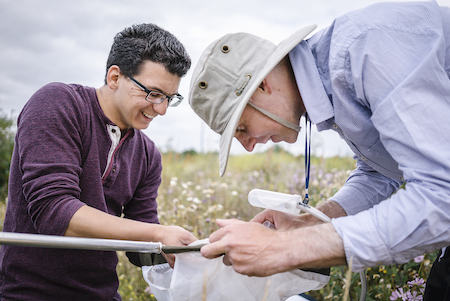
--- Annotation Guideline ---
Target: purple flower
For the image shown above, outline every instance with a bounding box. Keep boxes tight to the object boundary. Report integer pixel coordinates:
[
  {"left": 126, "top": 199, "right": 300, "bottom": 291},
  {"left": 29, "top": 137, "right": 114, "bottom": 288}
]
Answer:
[
  {"left": 414, "top": 255, "right": 425, "bottom": 263},
  {"left": 406, "top": 290, "right": 423, "bottom": 300},
  {"left": 390, "top": 288, "right": 408, "bottom": 300},
  {"left": 408, "top": 277, "right": 425, "bottom": 288}
]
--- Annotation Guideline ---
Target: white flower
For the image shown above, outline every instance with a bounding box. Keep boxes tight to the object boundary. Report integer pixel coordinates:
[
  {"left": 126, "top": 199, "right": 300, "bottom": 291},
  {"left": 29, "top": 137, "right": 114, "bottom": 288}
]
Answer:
[{"left": 170, "top": 177, "right": 178, "bottom": 186}]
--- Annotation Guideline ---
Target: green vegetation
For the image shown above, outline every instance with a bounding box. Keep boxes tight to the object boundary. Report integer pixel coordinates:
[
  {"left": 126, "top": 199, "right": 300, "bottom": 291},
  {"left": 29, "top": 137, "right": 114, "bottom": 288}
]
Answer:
[
  {"left": 0, "top": 111, "right": 15, "bottom": 203},
  {"left": 118, "top": 150, "right": 436, "bottom": 301},
  {"left": 0, "top": 119, "right": 436, "bottom": 300}
]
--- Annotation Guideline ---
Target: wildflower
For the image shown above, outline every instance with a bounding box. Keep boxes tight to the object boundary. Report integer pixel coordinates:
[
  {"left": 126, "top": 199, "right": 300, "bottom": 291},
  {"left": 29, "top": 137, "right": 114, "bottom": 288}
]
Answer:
[
  {"left": 390, "top": 287, "right": 407, "bottom": 300},
  {"left": 408, "top": 277, "right": 425, "bottom": 288},
  {"left": 414, "top": 255, "right": 425, "bottom": 263},
  {"left": 406, "top": 291, "right": 423, "bottom": 301},
  {"left": 291, "top": 173, "right": 300, "bottom": 185},
  {"left": 169, "top": 177, "right": 178, "bottom": 186},
  {"left": 231, "top": 191, "right": 238, "bottom": 196},
  {"left": 202, "top": 188, "right": 214, "bottom": 195},
  {"left": 144, "top": 286, "right": 153, "bottom": 294}
]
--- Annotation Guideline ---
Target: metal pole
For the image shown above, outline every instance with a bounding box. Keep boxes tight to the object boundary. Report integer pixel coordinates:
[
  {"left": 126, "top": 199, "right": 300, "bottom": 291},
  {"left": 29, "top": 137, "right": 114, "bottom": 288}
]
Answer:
[{"left": 0, "top": 232, "right": 162, "bottom": 253}]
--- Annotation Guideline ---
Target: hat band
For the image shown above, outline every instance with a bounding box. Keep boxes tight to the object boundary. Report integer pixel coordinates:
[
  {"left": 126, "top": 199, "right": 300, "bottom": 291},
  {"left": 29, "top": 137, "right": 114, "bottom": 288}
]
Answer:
[{"left": 248, "top": 102, "right": 301, "bottom": 132}]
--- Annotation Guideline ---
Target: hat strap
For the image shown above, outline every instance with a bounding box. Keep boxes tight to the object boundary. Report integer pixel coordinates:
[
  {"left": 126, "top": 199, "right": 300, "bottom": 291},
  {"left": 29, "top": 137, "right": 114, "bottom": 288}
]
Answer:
[{"left": 247, "top": 102, "right": 301, "bottom": 132}]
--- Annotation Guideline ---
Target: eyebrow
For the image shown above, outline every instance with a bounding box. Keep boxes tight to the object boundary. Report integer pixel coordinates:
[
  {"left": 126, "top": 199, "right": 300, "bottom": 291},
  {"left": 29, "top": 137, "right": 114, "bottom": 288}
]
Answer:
[
  {"left": 145, "top": 84, "right": 179, "bottom": 97},
  {"left": 130, "top": 76, "right": 178, "bottom": 97}
]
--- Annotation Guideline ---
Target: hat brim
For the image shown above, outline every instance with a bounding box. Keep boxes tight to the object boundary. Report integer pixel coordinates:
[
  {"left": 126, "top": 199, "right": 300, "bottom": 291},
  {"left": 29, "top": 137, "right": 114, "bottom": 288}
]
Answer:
[{"left": 218, "top": 24, "right": 317, "bottom": 177}]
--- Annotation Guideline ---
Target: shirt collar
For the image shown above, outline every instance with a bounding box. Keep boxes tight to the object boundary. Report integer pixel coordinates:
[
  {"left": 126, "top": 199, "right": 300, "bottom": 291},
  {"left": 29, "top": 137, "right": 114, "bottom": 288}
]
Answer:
[{"left": 289, "top": 41, "right": 334, "bottom": 125}]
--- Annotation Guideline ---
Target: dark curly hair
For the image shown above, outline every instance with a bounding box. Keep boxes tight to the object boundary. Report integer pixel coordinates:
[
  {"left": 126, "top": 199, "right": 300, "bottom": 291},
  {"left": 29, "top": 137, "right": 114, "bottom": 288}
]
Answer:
[{"left": 105, "top": 23, "right": 191, "bottom": 83}]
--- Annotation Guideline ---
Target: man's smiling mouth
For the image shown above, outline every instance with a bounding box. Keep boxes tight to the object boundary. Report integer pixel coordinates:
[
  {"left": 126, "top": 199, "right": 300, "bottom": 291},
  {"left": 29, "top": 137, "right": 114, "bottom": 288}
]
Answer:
[{"left": 141, "top": 110, "right": 156, "bottom": 119}]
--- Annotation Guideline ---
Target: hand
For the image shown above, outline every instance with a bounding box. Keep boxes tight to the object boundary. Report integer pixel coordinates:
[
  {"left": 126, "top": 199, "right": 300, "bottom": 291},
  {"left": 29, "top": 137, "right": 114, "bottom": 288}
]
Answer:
[
  {"left": 251, "top": 209, "right": 313, "bottom": 231},
  {"left": 159, "top": 225, "right": 197, "bottom": 268},
  {"left": 201, "top": 218, "right": 347, "bottom": 277},
  {"left": 201, "top": 219, "right": 292, "bottom": 276}
]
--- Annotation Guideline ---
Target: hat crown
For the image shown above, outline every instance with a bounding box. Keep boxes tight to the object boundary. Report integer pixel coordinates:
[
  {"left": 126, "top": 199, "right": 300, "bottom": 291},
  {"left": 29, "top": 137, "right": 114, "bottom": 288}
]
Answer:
[
  {"left": 188, "top": 25, "right": 317, "bottom": 176},
  {"left": 189, "top": 33, "right": 276, "bottom": 134}
]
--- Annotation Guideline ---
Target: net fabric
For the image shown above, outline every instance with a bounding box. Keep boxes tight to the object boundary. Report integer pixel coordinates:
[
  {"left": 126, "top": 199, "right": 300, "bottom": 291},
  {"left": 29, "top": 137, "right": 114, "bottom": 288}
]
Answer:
[{"left": 142, "top": 239, "right": 329, "bottom": 301}]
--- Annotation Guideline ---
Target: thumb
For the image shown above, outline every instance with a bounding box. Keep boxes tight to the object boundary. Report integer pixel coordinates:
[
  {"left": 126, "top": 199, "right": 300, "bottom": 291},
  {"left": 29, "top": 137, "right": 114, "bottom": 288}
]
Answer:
[{"left": 215, "top": 218, "right": 240, "bottom": 228}]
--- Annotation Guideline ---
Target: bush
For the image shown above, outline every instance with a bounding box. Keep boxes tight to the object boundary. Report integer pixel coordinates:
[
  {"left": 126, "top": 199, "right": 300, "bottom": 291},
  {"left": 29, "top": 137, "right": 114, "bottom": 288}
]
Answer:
[{"left": 0, "top": 111, "right": 15, "bottom": 203}]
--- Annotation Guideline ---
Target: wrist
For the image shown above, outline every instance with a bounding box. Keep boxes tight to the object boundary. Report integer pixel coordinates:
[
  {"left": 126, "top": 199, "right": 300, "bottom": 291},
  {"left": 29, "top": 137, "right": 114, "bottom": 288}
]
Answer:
[{"left": 281, "top": 223, "right": 346, "bottom": 270}]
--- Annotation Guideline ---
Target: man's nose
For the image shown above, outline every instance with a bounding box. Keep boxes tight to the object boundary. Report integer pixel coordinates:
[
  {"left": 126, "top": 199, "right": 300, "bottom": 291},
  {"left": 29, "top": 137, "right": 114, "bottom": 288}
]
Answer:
[
  {"left": 236, "top": 134, "right": 257, "bottom": 152},
  {"left": 152, "top": 101, "right": 168, "bottom": 116}
]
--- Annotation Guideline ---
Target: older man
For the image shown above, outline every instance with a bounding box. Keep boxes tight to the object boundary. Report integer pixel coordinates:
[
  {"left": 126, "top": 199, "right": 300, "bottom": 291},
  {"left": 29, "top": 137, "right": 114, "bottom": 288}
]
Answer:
[{"left": 189, "top": 1, "right": 450, "bottom": 300}]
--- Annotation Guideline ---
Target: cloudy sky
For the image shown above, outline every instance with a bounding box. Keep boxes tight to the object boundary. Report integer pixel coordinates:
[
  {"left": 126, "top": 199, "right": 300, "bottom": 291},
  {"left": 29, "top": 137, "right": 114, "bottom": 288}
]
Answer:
[{"left": 1, "top": 0, "right": 449, "bottom": 158}]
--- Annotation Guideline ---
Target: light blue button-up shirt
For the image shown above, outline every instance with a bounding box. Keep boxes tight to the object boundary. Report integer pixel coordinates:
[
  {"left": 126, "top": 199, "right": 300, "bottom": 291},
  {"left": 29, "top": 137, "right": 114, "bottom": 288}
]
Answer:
[{"left": 289, "top": 0, "right": 450, "bottom": 272}]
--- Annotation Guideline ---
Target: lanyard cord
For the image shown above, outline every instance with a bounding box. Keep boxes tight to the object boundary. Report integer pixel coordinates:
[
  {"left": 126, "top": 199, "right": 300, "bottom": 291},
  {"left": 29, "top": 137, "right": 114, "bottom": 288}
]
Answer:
[{"left": 303, "top": 114, "right": 312, "bottom": 205}]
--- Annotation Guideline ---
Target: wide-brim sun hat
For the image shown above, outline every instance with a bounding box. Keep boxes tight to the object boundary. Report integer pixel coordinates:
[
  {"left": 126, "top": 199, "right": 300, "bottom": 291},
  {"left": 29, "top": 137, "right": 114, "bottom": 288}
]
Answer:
[{"left": 189, "top": 24, "right": 317, "bottom": 177}]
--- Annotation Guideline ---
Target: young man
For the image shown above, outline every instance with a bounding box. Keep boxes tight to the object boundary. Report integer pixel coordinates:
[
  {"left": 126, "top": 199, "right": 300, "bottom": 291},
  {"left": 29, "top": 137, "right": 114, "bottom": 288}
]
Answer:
[
  {"left": 189, "top": 1, "right": 450, "bottom": 299},
  {"left": 0, "top": 23, "right": 197, "bottom": 300}
]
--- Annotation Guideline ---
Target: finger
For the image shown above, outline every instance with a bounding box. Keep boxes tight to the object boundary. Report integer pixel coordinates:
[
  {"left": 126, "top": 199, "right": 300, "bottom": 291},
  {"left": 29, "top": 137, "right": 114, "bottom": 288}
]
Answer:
[
  {"left": 250, "top": 210, "right": 270, "bottom": 223},
  {"left": 208, "top": 226, "right": 225, "bottom": 243},
  {"left": 162, "top": 253, "right": 176, "bottom": 268},
  {"left": 222, "top": 254, "right": 232, "bottom": 266},
  {"left": 208, "top": 219, "right": 240, "bottom": 242},
  {"left": 215, "top": 218, "right": 239, "bottom": 227},
  {"left": 200, "top": 241, "right": 226, "bottom": 259}
]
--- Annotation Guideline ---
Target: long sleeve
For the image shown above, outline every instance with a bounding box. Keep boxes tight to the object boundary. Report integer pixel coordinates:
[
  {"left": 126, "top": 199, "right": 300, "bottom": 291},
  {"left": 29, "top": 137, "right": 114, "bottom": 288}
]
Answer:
[
  {"left": 330, "top": 2, "right": 450, "bottom": 271},
  {"left": 16, "top": 83, "right": 87, "bottom": 235}
]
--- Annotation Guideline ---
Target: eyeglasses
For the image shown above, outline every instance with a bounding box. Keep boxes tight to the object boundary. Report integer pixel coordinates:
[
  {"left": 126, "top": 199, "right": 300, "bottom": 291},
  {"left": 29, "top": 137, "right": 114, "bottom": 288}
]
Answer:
[{"left": 128, "top": 75, "right": 183, "bottom": 107}]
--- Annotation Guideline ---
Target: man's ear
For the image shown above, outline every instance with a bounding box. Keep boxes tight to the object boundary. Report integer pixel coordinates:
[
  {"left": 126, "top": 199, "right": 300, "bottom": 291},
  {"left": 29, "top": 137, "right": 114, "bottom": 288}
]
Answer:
[{"left": 106, "top": 65, "right": 122, "bottom": 90}]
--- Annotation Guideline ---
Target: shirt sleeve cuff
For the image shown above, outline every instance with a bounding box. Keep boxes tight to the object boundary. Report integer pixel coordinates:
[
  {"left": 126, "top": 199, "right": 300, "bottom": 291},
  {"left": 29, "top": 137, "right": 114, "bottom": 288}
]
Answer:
[{"left": 331, "top": 212, "right": 394, "bottom": 272}]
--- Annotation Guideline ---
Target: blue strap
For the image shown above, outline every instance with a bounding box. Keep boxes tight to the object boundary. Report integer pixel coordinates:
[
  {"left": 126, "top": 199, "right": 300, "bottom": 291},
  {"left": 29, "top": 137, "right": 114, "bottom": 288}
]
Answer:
[{"left": 303, "top": 114, "right": 312, "bottom": 205}]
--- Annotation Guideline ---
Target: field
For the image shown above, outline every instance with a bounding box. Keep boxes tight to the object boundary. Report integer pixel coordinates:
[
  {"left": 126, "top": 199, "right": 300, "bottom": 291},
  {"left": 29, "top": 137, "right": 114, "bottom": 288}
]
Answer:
[
  {"left": 0, "top": 149, "right": 436, "bottom": 300},
  {"left": 116, "top": 149, "right": 436, "bottom": 301}
]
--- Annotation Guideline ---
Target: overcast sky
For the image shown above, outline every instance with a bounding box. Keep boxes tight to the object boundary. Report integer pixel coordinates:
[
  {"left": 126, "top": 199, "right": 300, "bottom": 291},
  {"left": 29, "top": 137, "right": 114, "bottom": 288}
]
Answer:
[{"left": 1, "top": 0, "right": 449, "bottom": 158}]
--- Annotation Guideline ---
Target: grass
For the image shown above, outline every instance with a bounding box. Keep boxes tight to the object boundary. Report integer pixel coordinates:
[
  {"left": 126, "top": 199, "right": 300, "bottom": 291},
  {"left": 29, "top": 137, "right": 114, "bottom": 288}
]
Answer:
[
  {"left": 0, "top": 149, "right": 437, "bottom": 300},
  {"left": 116, "top": 149, "right": 437, "bottom": 300}
]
